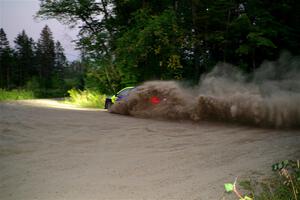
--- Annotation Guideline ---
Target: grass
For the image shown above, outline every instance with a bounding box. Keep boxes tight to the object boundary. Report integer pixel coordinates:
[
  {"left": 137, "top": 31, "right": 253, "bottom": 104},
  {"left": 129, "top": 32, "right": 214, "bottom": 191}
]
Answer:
[
  {"left": 0, "top": 88, "right": 106, "bottom": 108},
  {"left": 64, "top": 88, "right": 106, "bottom": 108},
  {"left": 0, "top": 89, "right": 35, "bottom": 101}
]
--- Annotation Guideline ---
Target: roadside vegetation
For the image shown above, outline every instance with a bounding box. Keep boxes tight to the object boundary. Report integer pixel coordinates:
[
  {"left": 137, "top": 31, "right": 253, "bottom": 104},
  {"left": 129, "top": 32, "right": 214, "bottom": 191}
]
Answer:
[
  {"left": 64, "top": 89, "right": 106, "bottom": 108},
  {"left": 225, "top": 160, "right": 300, "bottom": 200},
  {"left": 0, "top": 89, "right": 34, "bottom": 101}
]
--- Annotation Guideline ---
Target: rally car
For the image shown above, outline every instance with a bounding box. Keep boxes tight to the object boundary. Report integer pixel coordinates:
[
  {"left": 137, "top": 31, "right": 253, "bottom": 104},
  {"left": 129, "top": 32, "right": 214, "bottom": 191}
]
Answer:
[
  {"left": 104, "top": 86, "right": 135, "bottom": 109},
  {"left": 105, "top": 81, "right": 192, "bottom": 119}
]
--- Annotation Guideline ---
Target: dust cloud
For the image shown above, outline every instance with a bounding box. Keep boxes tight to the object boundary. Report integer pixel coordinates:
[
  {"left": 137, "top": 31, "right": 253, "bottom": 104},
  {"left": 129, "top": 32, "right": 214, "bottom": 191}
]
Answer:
[{"left": 111, "top": 52, "right": 300, "bottom": 128}]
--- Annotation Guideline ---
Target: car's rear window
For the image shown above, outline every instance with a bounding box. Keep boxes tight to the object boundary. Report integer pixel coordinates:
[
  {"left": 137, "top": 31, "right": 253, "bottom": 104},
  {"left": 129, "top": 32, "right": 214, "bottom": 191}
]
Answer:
[{"left": 118, "top": 88, "right": 134, "bottom": 96}]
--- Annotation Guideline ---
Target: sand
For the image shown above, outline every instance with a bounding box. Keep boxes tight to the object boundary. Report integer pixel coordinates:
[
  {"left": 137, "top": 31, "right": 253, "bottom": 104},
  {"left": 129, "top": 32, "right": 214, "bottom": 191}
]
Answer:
[{"left": 0, "top": 99, "right": 299, "bottom": 200}]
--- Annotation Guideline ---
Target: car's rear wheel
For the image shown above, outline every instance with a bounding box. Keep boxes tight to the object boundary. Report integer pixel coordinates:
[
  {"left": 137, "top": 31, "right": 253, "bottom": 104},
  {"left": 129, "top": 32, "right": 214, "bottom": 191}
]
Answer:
[
  {"left": 104, "top": 99, "right": 113, "bottom": 110},
  {"left": 106, "top": 101, "right": 113, "bottom": 111}
]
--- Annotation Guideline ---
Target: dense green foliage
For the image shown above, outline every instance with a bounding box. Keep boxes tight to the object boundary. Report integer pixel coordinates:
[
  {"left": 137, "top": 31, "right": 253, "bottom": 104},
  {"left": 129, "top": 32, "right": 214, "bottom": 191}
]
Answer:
[
  {"left": 37, "top": 0, "right": 300, "bottom": 94},
  {"left": 0, "top": 89, "right": 34, "bottom": 101}
]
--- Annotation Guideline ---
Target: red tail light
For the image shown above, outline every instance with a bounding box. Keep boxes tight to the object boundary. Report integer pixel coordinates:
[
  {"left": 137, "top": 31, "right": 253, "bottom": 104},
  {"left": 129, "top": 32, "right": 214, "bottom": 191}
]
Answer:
[{"left": 150, "top": 96, "right": 160, "bottom": 104}]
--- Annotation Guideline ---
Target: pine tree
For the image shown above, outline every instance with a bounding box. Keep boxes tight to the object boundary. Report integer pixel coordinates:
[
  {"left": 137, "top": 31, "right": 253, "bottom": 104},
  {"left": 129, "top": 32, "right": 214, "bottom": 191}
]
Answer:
[
  {"left": 14, "top": 30, "right": 35, "bottom": 87},
  {"left": 36, "top": 25, "right": 55, "bottom": 89},
  {"left": 0, "top": 28, "right": 14, "bottom": 89},
  {"left": 54, "top": 41, "right": 66, "bottom": 75},
  {"left": 53, "top": 41, "right": 67, "bottom": 88}
]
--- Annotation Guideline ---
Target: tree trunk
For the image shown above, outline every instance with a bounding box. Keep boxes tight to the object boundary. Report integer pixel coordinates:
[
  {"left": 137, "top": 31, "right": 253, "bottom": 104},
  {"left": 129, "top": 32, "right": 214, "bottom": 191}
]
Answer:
[
  {"left": 191, "top": 1, "right": 201, "bottom": 80},
  {"left": 252, "top": 49, "right": 256, "bottom": 71},
  {"left": 6, "top": 67, "right": 10, "bottom": 89}
]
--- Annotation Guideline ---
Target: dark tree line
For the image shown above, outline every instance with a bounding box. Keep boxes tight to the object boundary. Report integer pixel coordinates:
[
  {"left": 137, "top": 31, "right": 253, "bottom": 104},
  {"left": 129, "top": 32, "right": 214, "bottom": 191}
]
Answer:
[
  {"left": 36, "top": 0, "right": 300, "bottom": 94},
  {"left": 0, "top": 25, "right": 67, "bottom": 92}
]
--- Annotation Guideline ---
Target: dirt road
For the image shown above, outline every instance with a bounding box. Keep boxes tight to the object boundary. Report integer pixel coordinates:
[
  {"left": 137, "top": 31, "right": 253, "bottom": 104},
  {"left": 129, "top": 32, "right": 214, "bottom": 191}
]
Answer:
[{"left": 0, "top": 100, "right": 299, "bottom": 200}]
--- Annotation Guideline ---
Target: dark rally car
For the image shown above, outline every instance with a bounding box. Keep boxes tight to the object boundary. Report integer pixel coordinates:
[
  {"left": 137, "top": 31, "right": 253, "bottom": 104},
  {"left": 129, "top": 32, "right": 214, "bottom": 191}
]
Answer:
[{"left": 104, "top": 87, "right": 135, "bottom": 109}]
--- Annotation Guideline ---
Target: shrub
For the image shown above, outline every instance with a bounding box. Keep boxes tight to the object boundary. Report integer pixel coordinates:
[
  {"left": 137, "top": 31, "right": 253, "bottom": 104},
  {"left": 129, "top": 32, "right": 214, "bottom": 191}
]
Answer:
[{"left": 65, "top": 89, "right": 106, "bottom": 108}]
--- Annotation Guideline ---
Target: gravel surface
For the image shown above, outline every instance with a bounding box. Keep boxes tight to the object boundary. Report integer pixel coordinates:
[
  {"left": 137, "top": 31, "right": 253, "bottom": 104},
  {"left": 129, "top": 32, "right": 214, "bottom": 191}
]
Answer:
[{"left": 0, "top": 100, "right": 299, "bottom": 200}]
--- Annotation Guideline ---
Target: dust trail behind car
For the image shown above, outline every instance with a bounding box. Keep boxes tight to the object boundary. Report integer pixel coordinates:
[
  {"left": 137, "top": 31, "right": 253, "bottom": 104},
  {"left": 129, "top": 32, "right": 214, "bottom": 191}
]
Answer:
[{"left": 111, "top": 52, "right": 300, "bottom": 128}]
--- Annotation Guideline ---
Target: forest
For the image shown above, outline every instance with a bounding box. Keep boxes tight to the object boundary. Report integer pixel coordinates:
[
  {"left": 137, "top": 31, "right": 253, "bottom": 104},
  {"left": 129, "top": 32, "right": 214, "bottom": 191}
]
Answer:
[
  {"left": 0, "top": 26, "right": 84, "bottom": 97},
  {"left": 1, "top": 0, "right": 300, "bottom": 96}
]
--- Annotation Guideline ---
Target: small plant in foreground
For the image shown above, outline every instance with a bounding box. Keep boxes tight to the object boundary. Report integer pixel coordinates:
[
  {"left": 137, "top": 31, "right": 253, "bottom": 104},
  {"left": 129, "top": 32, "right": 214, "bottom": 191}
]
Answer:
[
  {"left": 271, "top": 160, "right": 300, "bottom": 200},
  {"left": 224, "top": 160, "right": 300, "bottom": 200}
]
